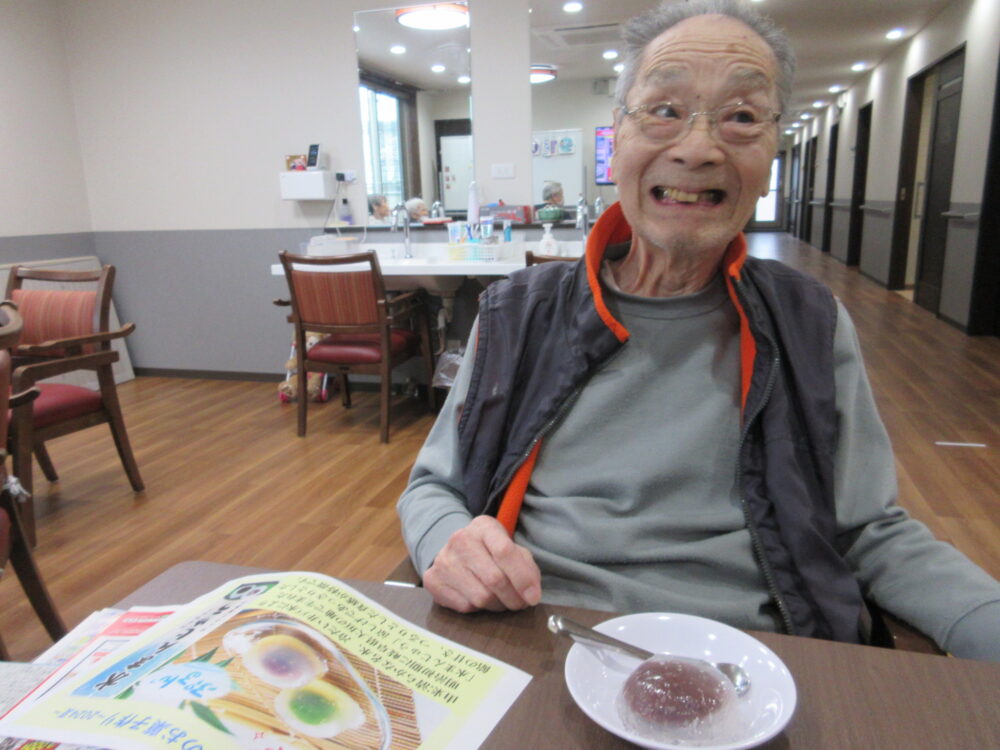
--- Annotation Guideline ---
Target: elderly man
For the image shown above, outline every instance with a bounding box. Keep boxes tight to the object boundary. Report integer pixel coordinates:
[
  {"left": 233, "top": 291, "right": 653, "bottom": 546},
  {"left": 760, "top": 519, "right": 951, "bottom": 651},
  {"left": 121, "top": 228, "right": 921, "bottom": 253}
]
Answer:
[
  {"left": 367, "top": 194, "right": 391, "bottom": 225},
  {"left": 397, "top": 0, "right": 1000, "bottom": 659}
]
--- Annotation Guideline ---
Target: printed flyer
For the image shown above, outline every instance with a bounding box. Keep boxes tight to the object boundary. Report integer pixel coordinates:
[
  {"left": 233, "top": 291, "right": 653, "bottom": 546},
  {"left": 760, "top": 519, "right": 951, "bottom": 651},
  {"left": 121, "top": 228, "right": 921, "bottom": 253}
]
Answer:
[{"left": 0, "top": 574, "right": 531, "bottom": 750}]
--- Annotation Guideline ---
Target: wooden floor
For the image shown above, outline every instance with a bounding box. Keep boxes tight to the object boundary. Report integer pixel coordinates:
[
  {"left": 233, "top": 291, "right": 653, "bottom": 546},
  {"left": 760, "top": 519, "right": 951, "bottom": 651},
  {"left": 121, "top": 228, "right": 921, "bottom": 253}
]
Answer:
[{"left": 3, "top": 233, "right": 999, "bottom": 661}]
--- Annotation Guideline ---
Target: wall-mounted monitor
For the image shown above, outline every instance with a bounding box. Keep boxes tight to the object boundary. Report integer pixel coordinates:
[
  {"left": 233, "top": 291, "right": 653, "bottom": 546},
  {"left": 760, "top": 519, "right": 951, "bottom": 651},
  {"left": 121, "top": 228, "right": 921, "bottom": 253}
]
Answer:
[{"left": 595, "top": 126, "right": 615, "bottom": 185}]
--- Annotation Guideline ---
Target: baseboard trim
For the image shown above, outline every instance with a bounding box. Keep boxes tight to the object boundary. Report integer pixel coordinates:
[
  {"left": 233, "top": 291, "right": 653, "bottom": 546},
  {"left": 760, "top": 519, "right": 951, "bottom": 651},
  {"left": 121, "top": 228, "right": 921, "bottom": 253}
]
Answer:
[{"left": 134, "top": 367, "right": 284, "bottom": 383}]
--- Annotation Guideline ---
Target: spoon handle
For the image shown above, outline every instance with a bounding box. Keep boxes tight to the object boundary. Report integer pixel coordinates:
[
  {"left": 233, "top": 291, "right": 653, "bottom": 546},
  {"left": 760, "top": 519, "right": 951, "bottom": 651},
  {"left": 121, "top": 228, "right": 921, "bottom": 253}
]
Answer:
[{"left": 548, "top": 615, "right": 653, "bottom": 660}]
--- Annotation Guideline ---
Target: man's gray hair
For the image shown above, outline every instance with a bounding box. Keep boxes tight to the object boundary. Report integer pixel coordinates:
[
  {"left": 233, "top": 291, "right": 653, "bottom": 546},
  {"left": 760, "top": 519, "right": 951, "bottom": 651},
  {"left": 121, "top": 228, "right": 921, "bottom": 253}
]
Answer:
[
  {"left": 613, "top": 0, "right": 795, "bottom": 113},
  {"left": 367, "top": 194, "right": 386, "bottom": 214},
  {"left": 542, "top": 182, "right": 563, "bottom": 203}
]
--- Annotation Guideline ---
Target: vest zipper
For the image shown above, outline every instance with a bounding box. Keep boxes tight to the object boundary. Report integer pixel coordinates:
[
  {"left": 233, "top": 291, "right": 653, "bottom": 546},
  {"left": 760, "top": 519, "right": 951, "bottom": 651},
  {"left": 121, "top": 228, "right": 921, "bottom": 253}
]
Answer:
[
  {"left": 732, "top": 295, "right": 795, "bottom": 634},
  {"left": 484, "top": 345, "right": 628, "bottom": 516}
]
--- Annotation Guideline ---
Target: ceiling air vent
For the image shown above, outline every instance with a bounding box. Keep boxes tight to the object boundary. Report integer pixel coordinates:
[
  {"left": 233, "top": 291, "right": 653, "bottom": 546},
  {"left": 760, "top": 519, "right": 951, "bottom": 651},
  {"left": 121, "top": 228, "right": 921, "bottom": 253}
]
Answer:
[{"left": 533, "top": 23, "right": 621, "bottom": 49}]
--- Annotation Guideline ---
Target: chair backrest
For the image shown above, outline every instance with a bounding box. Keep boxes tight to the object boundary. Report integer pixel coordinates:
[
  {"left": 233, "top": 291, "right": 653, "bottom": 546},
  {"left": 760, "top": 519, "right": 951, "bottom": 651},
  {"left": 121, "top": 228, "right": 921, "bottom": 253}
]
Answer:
[
  {"left": 525, "top": 251, "right": 577, "bottom": 267},
  {"left": 5, "top": 265, "right": 114, "bottom": 353},
  {"left": 278, "top": 250, "right": 388, "bottom": 332},
  {"left": 0, "top": 301, "right": 23, "bottom": 477}
]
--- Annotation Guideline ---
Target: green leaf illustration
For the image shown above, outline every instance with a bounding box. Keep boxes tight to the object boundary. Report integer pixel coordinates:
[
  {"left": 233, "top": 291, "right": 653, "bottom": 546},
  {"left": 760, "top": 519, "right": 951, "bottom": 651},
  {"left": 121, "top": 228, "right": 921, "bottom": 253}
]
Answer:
[{"left": 190, "top": 700, "right": 233, "bottom": 736}]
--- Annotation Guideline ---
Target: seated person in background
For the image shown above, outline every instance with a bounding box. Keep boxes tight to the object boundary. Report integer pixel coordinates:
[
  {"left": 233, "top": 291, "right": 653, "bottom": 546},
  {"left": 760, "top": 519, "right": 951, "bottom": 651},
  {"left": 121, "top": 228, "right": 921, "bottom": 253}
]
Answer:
[
  {"left": 405, "top": 197, "right": 429, "bottom": 222},
  {"left": 367, "top": 194, "right": 391, "bottom": 225},
  {"left": 396, "top": 0, "right": 1000, "bottom": 661},
  {"left": 536, "top": 182, "right": 565, "bottom": 221}
]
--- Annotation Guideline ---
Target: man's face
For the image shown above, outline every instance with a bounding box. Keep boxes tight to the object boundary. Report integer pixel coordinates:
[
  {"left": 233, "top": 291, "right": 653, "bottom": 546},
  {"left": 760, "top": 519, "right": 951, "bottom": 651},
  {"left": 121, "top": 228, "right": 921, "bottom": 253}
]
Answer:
[
  {"left": 612, "top": 15, "right": 779, "bottom": 258},
  {"left": 374, "top": 200, "right": 390, "bottom": 219}
]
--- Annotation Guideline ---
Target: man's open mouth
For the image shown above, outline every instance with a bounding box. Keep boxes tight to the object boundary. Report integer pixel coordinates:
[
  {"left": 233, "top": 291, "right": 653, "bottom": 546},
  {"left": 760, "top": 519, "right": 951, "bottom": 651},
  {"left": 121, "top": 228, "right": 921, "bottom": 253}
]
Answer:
[{"left": 651, "top": 186, "right": 726, "bottom": 205}]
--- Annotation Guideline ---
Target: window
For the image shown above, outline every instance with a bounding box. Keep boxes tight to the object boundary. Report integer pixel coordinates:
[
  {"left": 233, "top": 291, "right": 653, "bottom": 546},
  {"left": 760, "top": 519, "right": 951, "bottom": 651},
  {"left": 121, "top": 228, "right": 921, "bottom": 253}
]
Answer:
[
  {"left": 358, "top": 73, "right": 420, "bottom": 211},
  {"left": 754, "top": 157, "right": 780, "bottom": 222}
]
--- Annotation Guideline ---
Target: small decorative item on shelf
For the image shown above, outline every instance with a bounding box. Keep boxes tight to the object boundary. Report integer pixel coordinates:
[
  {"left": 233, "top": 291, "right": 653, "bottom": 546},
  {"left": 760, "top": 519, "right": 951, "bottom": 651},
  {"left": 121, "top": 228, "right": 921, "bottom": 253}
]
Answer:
[{"left": 285, "top": 154, "right": 308, "bottom": 171}]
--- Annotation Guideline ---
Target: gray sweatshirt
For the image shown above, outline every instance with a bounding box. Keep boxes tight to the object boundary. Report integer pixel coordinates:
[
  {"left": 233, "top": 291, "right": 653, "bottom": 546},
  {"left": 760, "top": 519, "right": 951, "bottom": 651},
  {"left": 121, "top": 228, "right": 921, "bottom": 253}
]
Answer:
[{"left": 397, "top": 272, "right": 1000, "bottom": 660}]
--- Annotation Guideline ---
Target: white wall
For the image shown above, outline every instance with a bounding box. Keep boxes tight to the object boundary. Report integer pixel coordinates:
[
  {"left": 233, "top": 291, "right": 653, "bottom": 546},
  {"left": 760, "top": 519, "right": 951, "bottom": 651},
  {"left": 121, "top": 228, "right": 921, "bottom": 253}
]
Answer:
[
  {"left": 832, "top": 0, "right": 998, "bottom": 203},
  {"left": 532, "top": 78, "right": 620, "bottom": 206},
  {"left": 0, "top": 0, "right": 91, "bottom": 237}
]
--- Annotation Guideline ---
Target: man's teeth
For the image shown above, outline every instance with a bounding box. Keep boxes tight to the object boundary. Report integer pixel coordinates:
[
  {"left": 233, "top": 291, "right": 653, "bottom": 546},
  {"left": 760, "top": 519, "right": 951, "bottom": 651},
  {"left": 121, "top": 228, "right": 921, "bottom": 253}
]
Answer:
[{"left": 653, "top": 186, "right": 723, "bottom": 204}]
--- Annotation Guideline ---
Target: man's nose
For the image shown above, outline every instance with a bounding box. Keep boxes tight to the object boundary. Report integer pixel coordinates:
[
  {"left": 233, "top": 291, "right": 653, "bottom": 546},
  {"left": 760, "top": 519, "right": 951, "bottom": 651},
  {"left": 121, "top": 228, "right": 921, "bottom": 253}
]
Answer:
[{"left": 666, "top": 114, "right": 725, "bottom": 165}]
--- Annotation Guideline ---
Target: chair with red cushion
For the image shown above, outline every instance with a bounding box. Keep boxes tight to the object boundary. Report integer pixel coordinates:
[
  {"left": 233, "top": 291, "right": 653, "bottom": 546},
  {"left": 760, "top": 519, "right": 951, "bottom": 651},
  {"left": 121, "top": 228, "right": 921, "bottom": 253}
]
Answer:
[
  {"left": 276, "top": 250, "right": 435, "bottom": 442},
  {"left": 5, "top": 264, "right": 143, "bottom": 545},
  {"left": 0, "top": 301, "right": 67, "bottom": 659}
]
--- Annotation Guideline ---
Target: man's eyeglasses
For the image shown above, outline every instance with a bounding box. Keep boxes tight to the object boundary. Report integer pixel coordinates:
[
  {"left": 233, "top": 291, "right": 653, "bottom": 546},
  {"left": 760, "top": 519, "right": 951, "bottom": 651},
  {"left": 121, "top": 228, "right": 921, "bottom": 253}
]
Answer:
[{"left": 621, "top": 101, "right": 781, "bottom": 144}]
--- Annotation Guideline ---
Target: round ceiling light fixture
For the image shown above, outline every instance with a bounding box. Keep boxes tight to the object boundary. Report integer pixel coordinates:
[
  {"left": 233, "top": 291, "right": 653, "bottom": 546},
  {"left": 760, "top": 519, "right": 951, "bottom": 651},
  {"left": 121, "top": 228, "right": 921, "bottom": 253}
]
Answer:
[
  {"left": 530, "top": 64, "right": 558, "bottom": 84},
  {"left": 396, "top": 3, "right": 469, "bottom": 31}
]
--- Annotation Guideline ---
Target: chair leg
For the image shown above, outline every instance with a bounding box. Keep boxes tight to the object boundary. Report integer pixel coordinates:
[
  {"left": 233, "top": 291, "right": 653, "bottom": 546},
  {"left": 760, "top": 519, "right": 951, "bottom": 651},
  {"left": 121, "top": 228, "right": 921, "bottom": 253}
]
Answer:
[
  {"left": 5, "top": 497, "right": 68, "bottom": 642},
  {"left": 339, "top": 373, "right": 351, "bottom": 408},
  {"left": 419, "top": 310, "right": 437, "bottom": 411},
  {"left": 34, "top": 444, "right": 59, "bottom": 482},
  {"left": 297, "top": 364, "right": 308, "bottom": 437},
  {"left": 380, "top": 366, "right": 391, "bottom": 443},
  {"left": 97, "top": 367, "right": 144, "bottom": 492},
  {"left": 10, "top": 409, "right": 36, "bottom": 548}
]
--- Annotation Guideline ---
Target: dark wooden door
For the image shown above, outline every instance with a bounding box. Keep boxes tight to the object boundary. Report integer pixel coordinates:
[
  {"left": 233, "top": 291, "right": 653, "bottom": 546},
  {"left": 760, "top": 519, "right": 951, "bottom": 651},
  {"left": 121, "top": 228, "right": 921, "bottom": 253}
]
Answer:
[
  {"left": 802, "top": 135, "right": 818, "bottom": 242},
  {"left": 846, "top": 102, "right": 872, "bottom": 266},
  {"left": 915, "top": 52, "right": 964, "bottom": 314},
  {"left": 789, "top": 144, "right": 801, "bottom": 237},
  {"left": 822, "top": 123, "right": 839, "bottom": 253}
]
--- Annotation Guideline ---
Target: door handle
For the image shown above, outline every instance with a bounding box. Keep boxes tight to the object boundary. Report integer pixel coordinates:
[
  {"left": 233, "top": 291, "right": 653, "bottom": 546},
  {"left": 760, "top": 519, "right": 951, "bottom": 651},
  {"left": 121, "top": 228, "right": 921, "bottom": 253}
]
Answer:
[
  {"left": 941, "top": 211, "right": 980, "bottom": 221},
  {"left": 913, "top": 181, "right": 925, "bottom": 219}
]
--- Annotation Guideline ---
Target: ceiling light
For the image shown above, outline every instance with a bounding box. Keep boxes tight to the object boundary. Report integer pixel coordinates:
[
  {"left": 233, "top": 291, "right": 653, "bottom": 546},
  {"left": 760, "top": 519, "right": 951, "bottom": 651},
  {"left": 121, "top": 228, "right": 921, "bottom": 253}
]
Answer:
[
  {"left": 563, "top": 2, "right": 583, "bottom": 13},
  {"left": 396, "top": 3, "right": 469, "bottom": 31},
  {"left": 390, "top": 45, "right": 406, "bottom": 55},
  {"left": 784, "top": 129, "right": 794, "bottom": 135},
  {"left": 851, "top": 61, "right": 867, "bottom": 72},
  {"left": 800, "top": 112, "right": 812, "bottom": 120},
  {"left": 530, "top": 64, "right": 558, "bottom": 84},
  {"left": 431, "top": 64, "right": 446, "bottom": 73},
  {"left": 886, "top": 28, "right": 905, "bottom": 40},
  {"left": 828, "top": 84, "right": 844, "bottom": 93},
  {"left": 812, "top": 100, "right": 825, "bottom": 108},
  {"left": 457, "top": 75, "right": 471, "bottom": 84},
  {"left": 352, "top": 25, "right": 360, "bottom": 33},
  {"left": 603, "top": 49, "right": 619, "bottom": 60},
  {"left": 613, "top": 63, "right": 625, "bottom": 74}
]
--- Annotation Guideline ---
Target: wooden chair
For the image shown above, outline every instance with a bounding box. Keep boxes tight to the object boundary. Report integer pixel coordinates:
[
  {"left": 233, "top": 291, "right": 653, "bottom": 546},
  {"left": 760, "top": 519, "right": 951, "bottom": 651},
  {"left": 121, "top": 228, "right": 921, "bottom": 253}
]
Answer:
[
  {"left": 5, "top": 264, "right": 143, "bottom": 545},
  {"left": 276, "top": 250, "right": 435, "bottom": 443},
  {"left": 0, "top": 301, "right": 67, "bottom": 659},
  {"left": 526, "top": 251, "right": 576, "bottom": 266}
]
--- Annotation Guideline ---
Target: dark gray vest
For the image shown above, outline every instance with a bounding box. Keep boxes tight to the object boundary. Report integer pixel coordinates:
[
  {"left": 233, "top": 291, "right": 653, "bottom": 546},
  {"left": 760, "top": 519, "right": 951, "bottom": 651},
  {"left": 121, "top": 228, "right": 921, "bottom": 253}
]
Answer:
[{"left": 457, "top": 254, "right": 866, "bottom": 643}]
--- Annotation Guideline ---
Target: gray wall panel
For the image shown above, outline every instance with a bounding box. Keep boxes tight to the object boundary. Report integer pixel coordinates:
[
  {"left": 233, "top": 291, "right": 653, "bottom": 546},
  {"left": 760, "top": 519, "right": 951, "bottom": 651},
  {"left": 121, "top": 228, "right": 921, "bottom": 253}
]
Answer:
[
  {"left": 829, "top": 205, "right": 851, "bottom": 263},
  {"left": 939, "top": 202, "right": 982, "bottom": 328},
  {"left": 809, "top": 205, "right": 825, "bottom": 250},
  {"left": 858, "top": 201, "right": 895, "bottom": 284},
  {"left": 0, "top": 233, "right": 96, "bottom": 265}
]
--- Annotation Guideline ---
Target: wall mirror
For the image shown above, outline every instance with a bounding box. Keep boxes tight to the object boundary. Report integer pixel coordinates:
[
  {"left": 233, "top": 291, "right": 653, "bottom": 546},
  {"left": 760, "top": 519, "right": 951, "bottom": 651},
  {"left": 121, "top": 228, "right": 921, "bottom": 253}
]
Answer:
[
  {"left": 528, "top": 4, "right": 625, "bottom": 219},
  {"left": 354, "top": 2, "right": 473, "bottom": 226}
]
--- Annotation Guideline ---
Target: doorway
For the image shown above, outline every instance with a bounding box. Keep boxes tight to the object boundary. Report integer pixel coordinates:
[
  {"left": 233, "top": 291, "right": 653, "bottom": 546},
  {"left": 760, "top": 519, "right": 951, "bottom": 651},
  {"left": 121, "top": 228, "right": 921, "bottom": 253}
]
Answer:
[
  {"left": 802, "top": 134, "right": 818, "bottom": 243},
  {"left": 913, "top": 52, "right": 964, "bottom": 314},
  {"left": 434, "top": 119, "right": 472, "bottom": 212},
  {"left": 788, "top": 143, "right": 801, "bottom": 237},
  {"left": 846, "top": 102, "right": 872, "bottom": 266},
  {"left": 821, "top": 122, "right": 839, "bottom": 253}
]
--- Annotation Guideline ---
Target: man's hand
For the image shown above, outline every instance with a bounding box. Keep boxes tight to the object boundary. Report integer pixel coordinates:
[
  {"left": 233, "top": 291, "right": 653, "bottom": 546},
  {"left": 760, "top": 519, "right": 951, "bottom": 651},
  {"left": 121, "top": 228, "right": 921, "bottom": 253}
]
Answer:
[{"left": 423, "top": 516, "right": 542, "bottom": 613}]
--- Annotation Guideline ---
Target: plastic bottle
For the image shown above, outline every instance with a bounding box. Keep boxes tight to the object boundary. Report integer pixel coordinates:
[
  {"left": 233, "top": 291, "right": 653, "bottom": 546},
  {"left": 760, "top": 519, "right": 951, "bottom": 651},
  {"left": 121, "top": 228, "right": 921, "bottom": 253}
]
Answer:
[
  {"left": 467, "top": 180, "right": 480, "bottom": 227},
  {"left": 539, "top": 223, "right": 559, "bottom": 255},
  {"left": 337, "top": 198, "right": 353, "bottom": 225}
]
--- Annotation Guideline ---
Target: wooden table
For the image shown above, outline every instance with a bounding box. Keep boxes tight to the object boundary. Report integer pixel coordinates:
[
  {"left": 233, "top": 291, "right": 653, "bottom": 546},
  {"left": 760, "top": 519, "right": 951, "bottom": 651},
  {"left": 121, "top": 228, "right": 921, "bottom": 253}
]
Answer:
[{"left": 118, "top": 562, "right": 1000, "bottom": 749}]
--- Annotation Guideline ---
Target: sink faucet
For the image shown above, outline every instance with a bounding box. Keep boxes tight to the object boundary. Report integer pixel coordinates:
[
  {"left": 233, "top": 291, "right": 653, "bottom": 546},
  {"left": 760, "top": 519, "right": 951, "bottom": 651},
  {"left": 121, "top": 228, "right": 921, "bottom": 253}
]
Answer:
[
  {"left": 593, "top": 195, "right": 605, "bottom": 219},
  {"left": 430, "top": 200, "right": 445, "bottom": 219},
  {"left": 391, "top": 203, "right": 413, "bottom": 258},
  {"left": 575, "top": 195, "right": 590, "bottom": 243}
]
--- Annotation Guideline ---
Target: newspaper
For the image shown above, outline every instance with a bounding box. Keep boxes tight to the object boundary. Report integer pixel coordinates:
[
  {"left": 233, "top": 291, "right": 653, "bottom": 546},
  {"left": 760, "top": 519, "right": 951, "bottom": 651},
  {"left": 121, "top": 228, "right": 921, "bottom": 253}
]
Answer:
[{"left": 0, "top": 573, "right": 531, "bottom": 750}]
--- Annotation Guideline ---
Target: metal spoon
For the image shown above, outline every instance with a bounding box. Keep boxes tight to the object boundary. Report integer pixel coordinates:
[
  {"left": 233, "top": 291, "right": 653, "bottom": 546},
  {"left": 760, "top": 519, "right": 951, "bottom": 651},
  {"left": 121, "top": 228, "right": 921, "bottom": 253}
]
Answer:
[{"left": 548, "top": 614, "right": 751, "bottom": 697}]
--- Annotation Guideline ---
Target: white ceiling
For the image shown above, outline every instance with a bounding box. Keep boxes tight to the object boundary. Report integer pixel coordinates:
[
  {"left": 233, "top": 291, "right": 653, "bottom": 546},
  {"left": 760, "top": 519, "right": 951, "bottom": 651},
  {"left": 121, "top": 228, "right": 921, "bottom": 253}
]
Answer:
[{"left": 355, "top": 0, "right": 954, "bottom": 121}]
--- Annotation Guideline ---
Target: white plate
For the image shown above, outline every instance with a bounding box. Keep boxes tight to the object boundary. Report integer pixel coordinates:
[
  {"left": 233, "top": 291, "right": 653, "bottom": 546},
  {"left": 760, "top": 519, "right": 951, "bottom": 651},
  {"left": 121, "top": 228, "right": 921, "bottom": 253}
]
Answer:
[{"left": 564, "top": 613, "right": 796, "bottom": 750}]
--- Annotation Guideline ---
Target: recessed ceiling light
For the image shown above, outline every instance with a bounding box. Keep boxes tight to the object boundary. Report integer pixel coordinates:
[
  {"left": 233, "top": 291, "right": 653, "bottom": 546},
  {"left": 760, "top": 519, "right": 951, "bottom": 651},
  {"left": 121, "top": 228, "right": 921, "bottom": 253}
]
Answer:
[
  {"left": 390, "top": 45, "right": 406, "bottom": 55},
  {"left": 851, "top": 61, "right": 867, "bottom": 72},
  {"left": 812, "top": 100, "right": 825, "bottom": 108},
  {"left": 828, "top": 84, "right": 844, "bottom": 93},
  {"left": 613, "top": 62, "right": 625, "bottom": 74},
  {"left": 530, "top": 64, "right": 558, "bottom": 84},
  {"left": 457, "top": 75, "right": 471, "bottom": 84},
  {"left": 886, "top": 28, "right": 905, "bottom": 40},
  {"left": 800, "top": 112, "right": 812, "bottom": 120},
  {"left": 563, "top": 1, "right": 583, "bottom": 13},
  {"left": 431, "top": 64, "right": 446, "bottom": 73},
  {"left": 353, "top": 25, "right": 360, "bottom": 33},
  {"left": 603, "top": 49, "right": 619, "bottom": 60},
  {"left": 784, "top": 129, "right": 794, "bottom": 135},
  {"left": 396, "top": 4, "right": 469, "bottom": 31}
]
